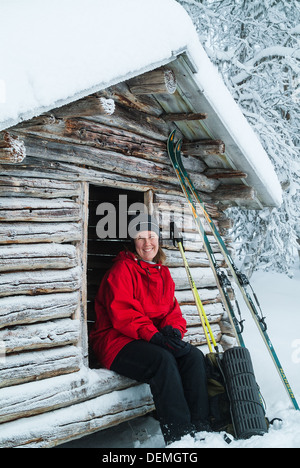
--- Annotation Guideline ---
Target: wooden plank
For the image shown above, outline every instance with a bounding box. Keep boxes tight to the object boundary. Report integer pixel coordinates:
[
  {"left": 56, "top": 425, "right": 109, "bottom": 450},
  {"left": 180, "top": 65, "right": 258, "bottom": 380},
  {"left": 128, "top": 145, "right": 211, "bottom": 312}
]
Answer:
[
  {"left": 0, "top": 197, "right": 80, "bottom": 222},
  {"left": 0, "top": 243, "right": 77, "bottom": 271},
  {"left": 0, "top": 222, "right": 82, "bottom": 244},
  {"left": 51, "top": 95, "right": 115, "bottom": 119},
  {"left": 22, "top": 135, "right": 178, "bottom": 186},
  {"left": 175, "top": 288, "right": 220, "bottom": 305},
  {"left": 182, "top": 139, "right": 225, "bottom": 156},
  {"left": 0, "top": 176, "right": 81, "bottom": 198},
  {"left": 164, "top": 249, "right": 224, "bottom": 268},
  {"left": 185, "top": 323, "right": 221, "bottom": 347},
  {"left": 0, "top": 383, "right": 153, "bottom": 447},
  {"left": 0, "top": 346, "right": 81, "bottom": 389},
  {"left": 182, "top": 302, "right": 224, "bottom": 326},
  {"left": 0, "top": 318, "right": 80, "bottom": 353},
  {"left": 0, "top": 368, "right": 136, "bottom": 424},
  {"left": 0, "top": 292, "right": 79, "bottom": 328},
  {"left": 161, "top": 112, "right": 207, "bottom": 121},
  {"left": 210, "top": 184, "right": 256, "bottom": 202},
  {"left": 128, "top": 68, "right": 177, "bottom": 95},
  {"left": 205, "top": 168, "right": 248, "bottom": 180},
  {"left": 0, "top": 266, "right": 81, "bottom": 297},
  {"left": 170, "top": 266, "right": 217, "bottom": 290}
]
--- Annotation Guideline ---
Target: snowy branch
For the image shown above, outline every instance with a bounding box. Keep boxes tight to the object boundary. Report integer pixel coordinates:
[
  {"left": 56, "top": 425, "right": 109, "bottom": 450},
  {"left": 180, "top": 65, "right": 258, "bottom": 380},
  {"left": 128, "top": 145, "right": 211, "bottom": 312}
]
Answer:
[{"left": 232, "top": 46, "right": 300, "bottom": 85}]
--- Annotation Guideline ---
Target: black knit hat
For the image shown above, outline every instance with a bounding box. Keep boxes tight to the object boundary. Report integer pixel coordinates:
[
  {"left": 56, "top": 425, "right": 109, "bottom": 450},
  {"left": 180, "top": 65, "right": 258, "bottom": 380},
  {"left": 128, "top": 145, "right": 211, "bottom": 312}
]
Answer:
[{"left": 128, "top": 214, "right": 160, "bottom": 239}]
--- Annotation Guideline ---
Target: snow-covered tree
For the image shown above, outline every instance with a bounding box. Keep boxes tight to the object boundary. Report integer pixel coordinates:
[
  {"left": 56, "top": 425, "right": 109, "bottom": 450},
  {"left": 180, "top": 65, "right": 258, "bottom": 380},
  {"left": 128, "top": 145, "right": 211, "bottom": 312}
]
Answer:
[{"left": 177, "top": 0, "right": 300, "bottom": 276}]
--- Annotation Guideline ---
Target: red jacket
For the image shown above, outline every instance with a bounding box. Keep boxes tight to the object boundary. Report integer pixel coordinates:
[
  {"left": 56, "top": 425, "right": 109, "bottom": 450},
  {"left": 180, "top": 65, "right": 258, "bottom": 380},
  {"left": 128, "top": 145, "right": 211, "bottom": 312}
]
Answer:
[{"left": 89, "top": 250, "right": 187, "bottom": 369}]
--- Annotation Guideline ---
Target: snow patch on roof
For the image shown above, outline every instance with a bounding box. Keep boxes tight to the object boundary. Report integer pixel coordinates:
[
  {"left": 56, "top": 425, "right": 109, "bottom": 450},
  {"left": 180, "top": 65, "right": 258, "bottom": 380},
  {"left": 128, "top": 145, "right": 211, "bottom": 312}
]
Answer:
[{"left": 0, "top": 0, "right": 282, "bottom": 206}]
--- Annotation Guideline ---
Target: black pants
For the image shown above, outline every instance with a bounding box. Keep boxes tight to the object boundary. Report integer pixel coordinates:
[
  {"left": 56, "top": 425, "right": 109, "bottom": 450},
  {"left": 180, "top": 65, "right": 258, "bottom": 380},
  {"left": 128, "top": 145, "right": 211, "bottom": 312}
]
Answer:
[{"left": 111, "top": 340, "right": 210, "bottom": 444}]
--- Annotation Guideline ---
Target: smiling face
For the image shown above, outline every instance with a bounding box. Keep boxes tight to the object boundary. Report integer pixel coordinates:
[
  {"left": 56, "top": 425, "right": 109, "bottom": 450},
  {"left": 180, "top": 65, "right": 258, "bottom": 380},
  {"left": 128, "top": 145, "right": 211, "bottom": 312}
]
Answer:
[{"left": 134, "top": 230, "right": 159, "bottom": 262}]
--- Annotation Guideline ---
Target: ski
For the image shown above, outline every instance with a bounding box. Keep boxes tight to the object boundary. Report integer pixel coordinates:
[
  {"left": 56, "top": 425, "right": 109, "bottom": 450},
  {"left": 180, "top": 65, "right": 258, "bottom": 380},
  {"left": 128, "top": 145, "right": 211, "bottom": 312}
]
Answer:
[
  {"left": 167, "top": 131, "right": 245, "bottom": 348},
  {"left": 170, "top": 221, "right": 219, "bottom": 354},
  {"left": 168, "top": 130, "right": 299, "bottom": 411}
]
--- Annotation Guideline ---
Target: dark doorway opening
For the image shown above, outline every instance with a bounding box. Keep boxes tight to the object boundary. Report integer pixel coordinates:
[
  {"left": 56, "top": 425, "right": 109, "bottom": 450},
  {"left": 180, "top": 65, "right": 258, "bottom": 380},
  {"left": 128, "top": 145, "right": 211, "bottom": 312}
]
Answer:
[{"left": 87, "top": 184, "right": 144, "bottom": 367}]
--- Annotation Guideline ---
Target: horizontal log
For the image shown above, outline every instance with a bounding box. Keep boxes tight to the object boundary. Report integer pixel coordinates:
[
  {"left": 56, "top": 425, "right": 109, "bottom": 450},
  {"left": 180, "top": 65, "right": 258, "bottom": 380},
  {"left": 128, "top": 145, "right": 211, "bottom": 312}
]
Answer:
[
  {"left": 52, "top": 96, "right": 115, "bottom": 119},
  {"left": 175, "top": 288, "right": 220, "bottom": 305},
  {"left": 64, "top": 118, "right": 167, "bottom": 162},
  {"left": 161, "top": 232, "right": 221, "bottom": 254},
  {"left": 0, "top": 292, "right": 79, "bottom": 328},
  {"left": 157, "top": 209, "right": 219, "bottom": 238},
  {"left": 0, "top": 176, "right": 81, "bottom": 198},
  {"left": 0, "top": 383, "right": 153, "bottom": 447},
  {"left": 0, "top": 346, "right": 81, "bottom": 389},
  {"left": 210, "top": 185, "right": 256, "bottom": 202},
  {"left": 0, "top": 132, "right": 26, "bottom": 164},
  {"left": 0, "top": 368, "right": 136, "bottom": 424},
  {"left": 19, "top": 124, "right": 219, "bottom": 193},
  {"left": 0, "top": 266, "right": 81, "bottom": 297},
  {"left": 0, "top": 318, "right": 80, "bottom": 353},
  {"left": 0, "top": 197, "right": 81, "bottom": 222},
  {"left": 0, "top": 222, "right": 82, "bottom": 244},
  {"left": 128, "top": 68, "right": 177, "bottom": 95},
  {"left": 182, "top": 139, "right": 225, "bottom": 156},
  {"left": 164, "top": 249, "right": 224, "bottom": 268},
  {"left": 205, "top": 168, "right": 248, "bottom": 179},
  {"left": 99, "top": 81, "right": 163, "bottom": 116},
  {"left": 182, "top": 302, "right": 224, "bottom": 327},
  {"left": 185, "top": 323, "right": 221, "bottom": 347},
  {"left": 0, "top": 243, "right": 77, "bottom": 272},
  {"left": 170, "top": 266, "right": 217, "bottom": 290},
  {"left": 154, "top": 192, "right": 221, "bottom": 219},
  {"left": 22, "top": 135, "right": 177, "bottom": 186},
  {"left": 0, "top": 157, "right": 184, "bottom": 199},
  {"left": 161, "top": 112, "right": 207, "bottom": 121}
]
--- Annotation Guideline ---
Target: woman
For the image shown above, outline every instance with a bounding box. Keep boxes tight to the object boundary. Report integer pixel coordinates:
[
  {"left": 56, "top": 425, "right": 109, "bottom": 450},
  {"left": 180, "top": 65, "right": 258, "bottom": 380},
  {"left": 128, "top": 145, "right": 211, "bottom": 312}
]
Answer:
[{"left": 90, "top": 214, "right": 210, "bottom": 445}]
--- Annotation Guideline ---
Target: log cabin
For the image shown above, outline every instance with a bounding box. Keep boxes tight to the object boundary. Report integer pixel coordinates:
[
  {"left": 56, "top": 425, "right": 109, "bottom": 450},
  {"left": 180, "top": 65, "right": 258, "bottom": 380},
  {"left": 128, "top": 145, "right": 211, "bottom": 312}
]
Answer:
[{"left": 0, "top": 0, "right": 282, "bottom": 447}]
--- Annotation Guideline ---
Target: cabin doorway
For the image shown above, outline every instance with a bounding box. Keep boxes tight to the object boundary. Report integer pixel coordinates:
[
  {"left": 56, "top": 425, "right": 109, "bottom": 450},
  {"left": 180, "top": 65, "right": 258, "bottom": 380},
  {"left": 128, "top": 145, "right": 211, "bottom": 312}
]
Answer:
[{"left": 87, "top": 184, "right": 145, "bottom": 367}]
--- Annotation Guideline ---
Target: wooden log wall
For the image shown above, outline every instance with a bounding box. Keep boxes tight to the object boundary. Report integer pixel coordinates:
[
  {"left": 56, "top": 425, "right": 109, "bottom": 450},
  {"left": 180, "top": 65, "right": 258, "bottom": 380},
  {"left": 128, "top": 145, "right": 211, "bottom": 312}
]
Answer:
[
  {"left": 0, "top": 67, "right": 240, "bottom": 446},
  {"left": 0, "top": 178, "right": 84, "bottom": 390}
]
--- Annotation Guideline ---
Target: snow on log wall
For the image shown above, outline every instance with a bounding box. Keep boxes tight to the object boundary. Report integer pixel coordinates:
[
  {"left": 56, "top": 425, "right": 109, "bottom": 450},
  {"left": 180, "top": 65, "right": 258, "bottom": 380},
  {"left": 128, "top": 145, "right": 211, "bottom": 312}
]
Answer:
[{"left": 0, "top": 178, "right": 84, "bottom": 389}]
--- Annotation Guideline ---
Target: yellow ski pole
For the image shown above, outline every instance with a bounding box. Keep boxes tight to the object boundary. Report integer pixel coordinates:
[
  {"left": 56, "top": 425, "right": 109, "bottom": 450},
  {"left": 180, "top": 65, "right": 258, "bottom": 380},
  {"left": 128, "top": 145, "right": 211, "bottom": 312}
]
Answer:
[{"left": 170, "top": 222, "right": 219, "bottom": 353}]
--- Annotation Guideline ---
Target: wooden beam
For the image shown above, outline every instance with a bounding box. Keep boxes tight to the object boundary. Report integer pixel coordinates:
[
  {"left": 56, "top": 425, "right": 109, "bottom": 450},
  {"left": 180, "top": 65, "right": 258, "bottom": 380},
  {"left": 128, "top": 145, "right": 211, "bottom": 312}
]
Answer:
[
  {"left": 161, "top": 112, "right": 207, "bottom": 121},
  {"left": 210, "top": 184, "right": 256, "bottom": 202},
  {"left": 0, "top": 292, "right": 79, "bottom": 329},
  {"left": 0, "top": 243, "right": 77, "bottom": 272},
  {"left": 0, "top": 132, "right": 26, "bottom": 163},
  {"left": 182, "top": 139, "right": 225, "bottom": 157},
  {"left": 52, "top": 95, "right": 115, "bottom": 119},
  {"left": 0, "top": 197, "right": 81, "bottom": 222},
  {"left": 0, "top": 318, "right": 80, "bottom": 354},
  {"left": 0, "top": 266, "right": 81, "bottom": 297},
  {"left": 0, "top": 346, "right": 81, "bottom": 389},
  {"left": 0, "top": 176, "right": 81, "bottom": 198},
  {"left": 205, "top": 168, "right": 248, "bottom": 179},
  {"left": 0, "top": 222, "right": 81, "bottom": 244},
  {"left": 128, "top": 68, "right": 177, "bottom": 95}
]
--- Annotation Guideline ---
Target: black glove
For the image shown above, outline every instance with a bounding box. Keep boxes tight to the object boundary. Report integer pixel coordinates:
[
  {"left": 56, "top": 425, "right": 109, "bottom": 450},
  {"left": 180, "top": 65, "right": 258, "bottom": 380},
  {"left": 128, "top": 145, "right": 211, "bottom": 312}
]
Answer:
[
  {"left": 160, "top": 325, "right": 182, "bottom": 339},
  {"left": 150, "top": 330, "right": 191, "bottom": 358}
]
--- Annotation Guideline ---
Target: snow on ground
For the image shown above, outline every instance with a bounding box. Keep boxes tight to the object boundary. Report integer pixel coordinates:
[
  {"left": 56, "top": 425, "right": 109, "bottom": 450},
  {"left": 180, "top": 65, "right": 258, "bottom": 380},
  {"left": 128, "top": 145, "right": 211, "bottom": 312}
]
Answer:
[{"left": 61, "top": 262, "right": 300, "bottom": 448}]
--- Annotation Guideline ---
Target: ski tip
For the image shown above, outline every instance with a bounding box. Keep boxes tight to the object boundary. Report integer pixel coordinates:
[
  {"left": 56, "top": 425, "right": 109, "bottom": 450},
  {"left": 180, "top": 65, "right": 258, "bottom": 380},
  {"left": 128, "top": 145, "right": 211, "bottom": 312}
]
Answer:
[
  {"left": 168, "top": 130, "right": 176, "bottom": 142},
  {"left": 176, "top": 139, "right": 182, "bottom": 152}
]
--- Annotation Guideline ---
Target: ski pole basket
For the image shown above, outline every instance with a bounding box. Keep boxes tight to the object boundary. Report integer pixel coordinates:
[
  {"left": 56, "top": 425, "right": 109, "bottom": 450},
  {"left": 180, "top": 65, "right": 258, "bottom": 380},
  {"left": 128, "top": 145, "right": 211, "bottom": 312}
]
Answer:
[{"left": 221, "top": 346, "right": 268, "bottom": 439}]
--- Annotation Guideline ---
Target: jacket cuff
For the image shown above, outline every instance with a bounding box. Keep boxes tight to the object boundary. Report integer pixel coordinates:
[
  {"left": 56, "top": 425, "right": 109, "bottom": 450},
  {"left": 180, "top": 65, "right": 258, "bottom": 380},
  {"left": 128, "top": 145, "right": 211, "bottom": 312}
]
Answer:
[{"left": 140, "top": 326, "right": 159, "bottom": 343}]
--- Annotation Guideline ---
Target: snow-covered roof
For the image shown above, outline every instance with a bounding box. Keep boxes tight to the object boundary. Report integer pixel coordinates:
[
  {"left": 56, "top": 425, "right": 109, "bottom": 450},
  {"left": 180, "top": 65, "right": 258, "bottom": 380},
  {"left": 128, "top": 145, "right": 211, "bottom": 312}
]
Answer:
[{"left": 0, "top": 0, "right": 282, "bottom": 207}]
